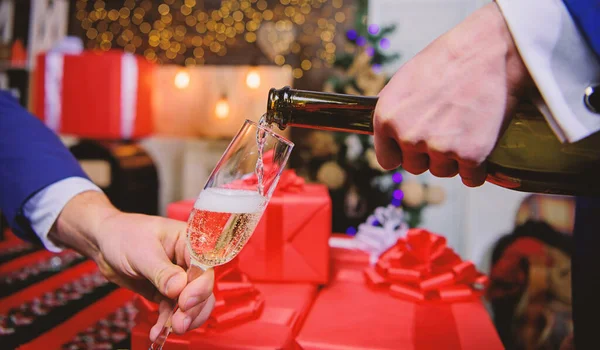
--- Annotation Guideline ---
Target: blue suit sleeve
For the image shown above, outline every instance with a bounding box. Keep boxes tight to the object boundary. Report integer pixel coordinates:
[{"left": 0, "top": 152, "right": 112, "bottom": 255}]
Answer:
[
  {"left": 563, "top": 0, "right": 600, "bottom": 59},
  {"left": 0, "top": 91, "right": 89, "bottom": 244}
]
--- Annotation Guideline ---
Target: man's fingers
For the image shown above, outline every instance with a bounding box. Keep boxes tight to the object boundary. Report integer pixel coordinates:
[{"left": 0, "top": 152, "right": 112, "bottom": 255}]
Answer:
[
  {"left": 459, "top": 162, "right": 487, "bottom": 187},
  {"left": 178, "top": 268, "right": 215, "bottom": 312},
  {"left": 393, "top": 140, "right": 428, "bottom": 175},
  {"left": 189, "top": 293, "right": 215, "bottom": 329},
  {"left": 401, "top": 151, "right": 429, "bottom": 175},
  {"left": 150, "top": 299, "right": 176, "bottom": 342},
  {"left": 428, "top": 151, "right": 459, "bottom": 178},
  {"left": 147, "top": 267, "right": 215, "bottom": 340},
  {"left": 374, "top": 134, "right": 403, "bottom": 170},
  {"left": 171, "top": 293, "right": 216, "bottom": 334}
]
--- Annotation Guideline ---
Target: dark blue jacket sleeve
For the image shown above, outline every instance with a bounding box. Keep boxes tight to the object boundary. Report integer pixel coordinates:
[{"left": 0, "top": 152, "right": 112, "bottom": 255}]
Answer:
[
  {"left": 0, "top": 91, "right": 89, "bottom": 243},
  {"left": 562, "top": 3, "right": 599, "bottom": 346},
  {"left": 563, "top": 0, "right": 600, "bottom": 59}
]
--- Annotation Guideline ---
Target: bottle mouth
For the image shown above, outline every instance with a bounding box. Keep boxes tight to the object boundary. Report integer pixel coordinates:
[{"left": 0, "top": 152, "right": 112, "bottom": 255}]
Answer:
[
  {"left": 266, "top": 86, "right": 291, "bottom": 130},
  {"left": 266, "top": 88, "right": 277, "bottom": 123}
]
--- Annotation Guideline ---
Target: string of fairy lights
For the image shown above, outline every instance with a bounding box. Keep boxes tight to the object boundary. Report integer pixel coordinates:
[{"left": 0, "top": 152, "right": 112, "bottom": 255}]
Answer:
[{"left": 75, "top": 0, "right": 349, "bottom": 79}]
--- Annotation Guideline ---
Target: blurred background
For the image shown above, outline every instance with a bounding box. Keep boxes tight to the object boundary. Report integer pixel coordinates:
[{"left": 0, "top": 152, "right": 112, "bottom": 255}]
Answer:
[{"left": 0, "top": 1, "right": 575, "bottom": 349}]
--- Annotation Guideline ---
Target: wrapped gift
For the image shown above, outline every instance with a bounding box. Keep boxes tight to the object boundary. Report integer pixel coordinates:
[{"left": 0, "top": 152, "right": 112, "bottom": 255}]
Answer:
[
  {"left": 297, "top": 229, "right": 503, "bottom": 350},
  {"left": 239, "top": 170, "right": 331, "bottom": 283},
  {"left": 132, "top": 258, "right": 317, "bottom": 350},
  {"left": 328, "top": 204, "right": 409, "bottom": 272},
  {"left": 329, "top": 233, "right": 370, "bottom": 274},
  {"left": 132, "top": 319, "right": 297, "bottom": 350},
  {"left": 166, "top": 199, "right": 195, "bottom": 222},
  {"left": 33, "top": 50, "right": 154, "bottom": 140},
  {"left": 166, "top": 169, "right": 332, "bottom": 284}
]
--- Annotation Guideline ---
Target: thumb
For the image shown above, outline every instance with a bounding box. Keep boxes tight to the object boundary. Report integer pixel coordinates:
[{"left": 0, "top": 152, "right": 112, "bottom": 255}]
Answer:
[
  {"left": 373, "top": 106, "right": 403, "bottom": 170},
  {"left": 135, "top": 246, "right": 188, "bottom": 300},
  {"left": 374, "top": 133, "right": 403, "bottom": 170}
]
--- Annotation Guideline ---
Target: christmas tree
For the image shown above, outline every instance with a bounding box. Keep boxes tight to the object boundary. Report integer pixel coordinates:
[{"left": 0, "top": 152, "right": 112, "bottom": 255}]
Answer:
[
  {"left": 307, "top": 0, "right": 445, "bottom": 234},
  {"left": 324, "top": 0, "right": 399, "bottom": 96}
]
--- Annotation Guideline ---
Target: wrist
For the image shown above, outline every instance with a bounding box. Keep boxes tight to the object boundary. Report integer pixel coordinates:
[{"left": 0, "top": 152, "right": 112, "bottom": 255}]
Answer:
[
  {"left": 50, "top": 190, "right": 120, "bottom": 262},
  {"left": 493, "top": 3, "right": 533, "bottom": 95},
  {"left": 447, "top": 2, "right": 531, "bottom": 92}
]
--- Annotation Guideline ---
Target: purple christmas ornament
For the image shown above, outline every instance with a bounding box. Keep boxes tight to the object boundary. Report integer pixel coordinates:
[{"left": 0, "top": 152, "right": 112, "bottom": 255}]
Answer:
[
  {"left": 393, "top": 189, "right": 404, "bottom": 201},
  {"left": 380, "top": 38, "right": 391, "bottom": 50},
  {"left": 392, "top": 172, "right": 403, "bottom": 183},
  {"left": 356, "top": 36, "right": 367, "bottom": 46},
  {"left": 368, "top": 24, "right": 380, "bottom": 35},
  {"left": 346, "top": 29, "right": 358, "bottom": 41},
  {"left": 346, "top": 226, "right": 357, "bottom": 235}
]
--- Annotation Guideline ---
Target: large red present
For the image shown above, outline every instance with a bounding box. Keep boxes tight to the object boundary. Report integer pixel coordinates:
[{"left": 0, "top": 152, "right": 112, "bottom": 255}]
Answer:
[
  {"left": 167, "top": 169, "right": 331, "bottom": 284},
  {"left": 297, "top": 229, "right": 503, "bottom": 350},
  {"left": 132, "top": 258, "right": 317, "bottom": 350},
  {"left": 33, "top": 50, "right": 154, "bottom": 140},
  {"left": 166, "top": 199, "right": 195, "bottom": 222},
  {"left": 329, "top": 233, "right": 371, "bottom": 275}
]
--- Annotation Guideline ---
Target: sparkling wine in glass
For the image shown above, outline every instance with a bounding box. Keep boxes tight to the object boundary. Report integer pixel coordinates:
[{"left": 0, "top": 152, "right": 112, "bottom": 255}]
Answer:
[
  {"left": 186, "top": 187, "right": 266, "bottom": 267},
  {"left": 149, "top": 119, "right": 293, "bottom": 349}
]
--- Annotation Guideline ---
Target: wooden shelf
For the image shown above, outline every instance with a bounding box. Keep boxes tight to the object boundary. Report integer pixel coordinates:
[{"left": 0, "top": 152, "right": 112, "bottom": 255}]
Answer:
[{"left": 0, "top": 61, "right": 28, "bottom": 72}]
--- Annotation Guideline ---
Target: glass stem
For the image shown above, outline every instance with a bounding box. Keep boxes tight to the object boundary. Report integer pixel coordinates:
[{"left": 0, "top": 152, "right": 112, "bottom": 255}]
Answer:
[{"left": 148, "top": 262, "right": 206, "bottom": 350}]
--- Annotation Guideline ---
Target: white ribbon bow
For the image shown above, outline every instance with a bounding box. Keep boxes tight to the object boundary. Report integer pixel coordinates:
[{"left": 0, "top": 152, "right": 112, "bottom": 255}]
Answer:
[{"left": 329, "top": 204, "right": 409, "bottom": 265}]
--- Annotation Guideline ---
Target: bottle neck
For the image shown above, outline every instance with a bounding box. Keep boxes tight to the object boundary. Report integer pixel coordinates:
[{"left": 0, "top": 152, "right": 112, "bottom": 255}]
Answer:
[{"left": 266, "top": 87, "right": 378, "bottom": 134}]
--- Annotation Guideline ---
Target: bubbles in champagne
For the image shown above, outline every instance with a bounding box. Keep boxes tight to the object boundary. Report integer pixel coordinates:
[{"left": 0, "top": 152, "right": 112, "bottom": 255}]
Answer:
[{"left": 187, "top": 188, "right": 266, "bottom": 267}]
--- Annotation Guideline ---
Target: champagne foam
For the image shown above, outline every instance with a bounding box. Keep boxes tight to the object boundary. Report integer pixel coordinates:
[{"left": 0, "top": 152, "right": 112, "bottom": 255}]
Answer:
[{"left": 193, "top": 188, "right": 266, "bottom": 214}]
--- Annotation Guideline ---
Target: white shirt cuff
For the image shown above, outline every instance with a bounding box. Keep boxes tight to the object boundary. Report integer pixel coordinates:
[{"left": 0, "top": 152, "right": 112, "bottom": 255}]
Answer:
[
  {"left": 496, "top": 0, "right": 600, "bottom": 143},
  {"left": 22, "top": 177, "right": 102, "bottom": 252}
]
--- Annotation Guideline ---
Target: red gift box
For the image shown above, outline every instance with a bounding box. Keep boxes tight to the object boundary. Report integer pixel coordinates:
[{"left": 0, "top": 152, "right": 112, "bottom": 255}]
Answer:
[
  {"left": 166, "top": 199, "right": 195, "bottom": 222},
  {"left": 33, "top": 50, "right": 153, "bottom": 140},
  {"left": 132, "top": 258, "right": 317, "bottom": 350},
  {"left": 133, "top": 319, "right": 299, "bottom": 350},
  {"left": 297, "top": 229, "right": 503, "bottom": 350},
  {"left": 329, "top": 233, "right": 371, "bottom": 274},
  {"left": 166, "top": 170, "right": 331, "bottom": 284}
]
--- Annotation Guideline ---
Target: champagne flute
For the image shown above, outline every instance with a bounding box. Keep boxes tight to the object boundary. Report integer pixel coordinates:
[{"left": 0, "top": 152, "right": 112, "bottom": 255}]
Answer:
[{"left": 149, "top": 119, "right": 293, "bottom": 350}]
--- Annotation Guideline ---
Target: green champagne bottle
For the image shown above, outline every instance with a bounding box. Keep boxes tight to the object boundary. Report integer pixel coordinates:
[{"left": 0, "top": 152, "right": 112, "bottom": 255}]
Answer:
[{"left": 266, "top": 86, "right": 600, "bottom": 196}]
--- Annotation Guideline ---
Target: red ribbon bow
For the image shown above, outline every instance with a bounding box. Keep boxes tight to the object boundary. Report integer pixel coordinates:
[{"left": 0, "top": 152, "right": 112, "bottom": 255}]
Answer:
[
  {"left": 203, "top": 259, "right": 265, "bottom": 329},
  {"left": 273, "top": 169, "right": 305, "bottom": 193},
  {"left": 364, "top": 229, "right": 489, "bottom": 302},
  {"left": 227, "top": 148, "right": 305, "bottom": 194}
]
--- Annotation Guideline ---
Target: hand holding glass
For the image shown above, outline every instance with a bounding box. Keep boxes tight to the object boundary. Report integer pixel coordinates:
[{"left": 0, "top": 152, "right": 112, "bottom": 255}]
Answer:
[{"left": 150, "top": 119, "right": 293, "bottom": 349}]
